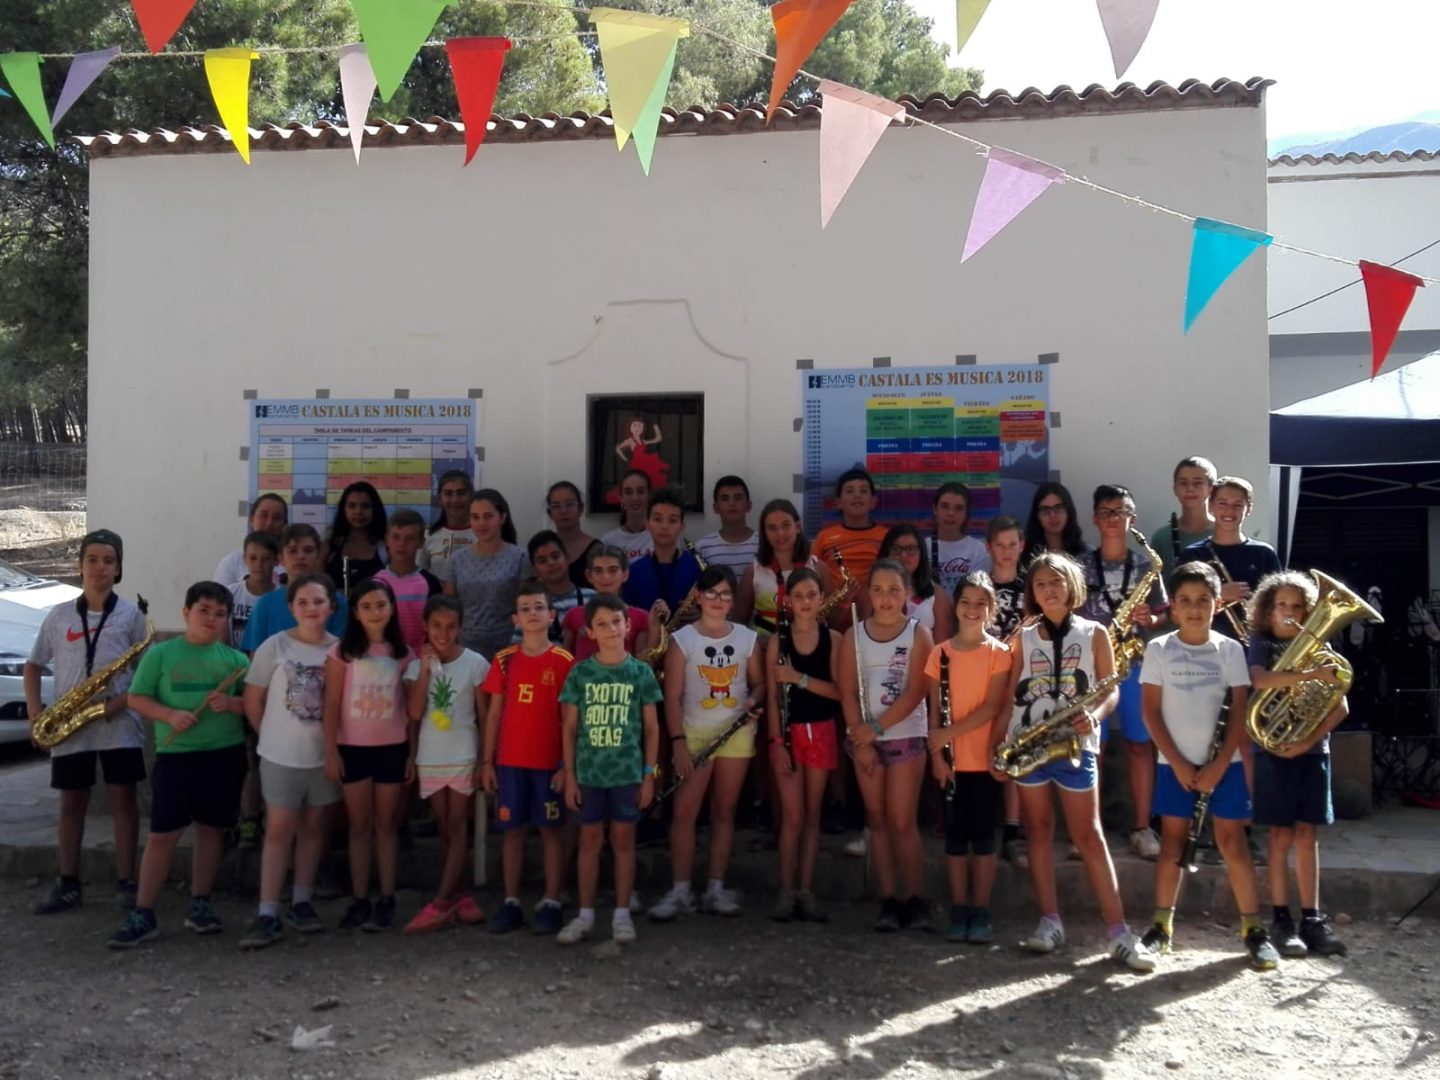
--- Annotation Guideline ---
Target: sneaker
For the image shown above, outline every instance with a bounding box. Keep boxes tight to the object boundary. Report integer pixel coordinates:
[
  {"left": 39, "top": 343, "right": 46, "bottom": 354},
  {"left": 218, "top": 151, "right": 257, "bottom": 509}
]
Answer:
[
  {"left": 1002, "top": 837, "right": 1029, "bottom": 869},
  {"left": 794, "top": 890, "right": 829, "bottom": 924},
  {"left": 184, "top": 897, "right": 223, "bottom": 935},
  {"left": 237, "top": 816, "right": 260, "bottom": 849},
  {"left": 403, "top": 899, "right": 457, "bottom": 935},
  {"left": 945, "top": 905, "right": 970, "bottom": 943},
  {"left": 365, "top": 894, "right": 397, "bottom": 932},
  {"left": 115, "top": 880, "right": 138, "bottom": 910},
  {"left": 769, "top": 889, "right": 797, "bottom": 923},
  {"left": 454, "top": 894, "right": 485, "bottom": 926},
  {"left": 1270, "top": 909, "right": 1305, "bottom": 958},
  {"left": 702, "top": 885, "right": 743, "bottom": 917},
  {"left": 1141, "top": 923, "right": 1173, "bottom": 955},
  {"left": 1110, "top": 930, "right": 1158, "bottom": 972},
  {"left": 491, "top": 900, "right": 525, "bottom": 934},
  {"left": 109, "top": 908, "right": 158, "bottom": 949},
  {"left": 556, "top": 916, "right": 594, "bottom": 945},
  {"left": 612, "top": 916, "right": 637, "bottom": 945},
  {"left": 1129, "top": 827, "right": 1161, "bottom": 861},
  {"left": 1023, "top": 918, "right": 1065, "bottom": 954},
  {"left": 533, "top": 901, "right": 563, "bottom": 936},
  {"left": 285, "top": 902, "right": 324, "bottom": 935},
  {"left": 1300, "top": 915, "right": 1348, "bottom": 957},
  {"left": 1248, "top": 832, "right": 1267, "bottom": 867},
  {"left": 873, "top": 897, "right": 903, "bottom": 933},
  {"left": 844, "top": 829, "right": 870, "bottom": 858},
  {"left": 240, "top": 914, "right": 283, "bottom": 950},
  {"left": 966, "top": 910, "right": 994, "bottom": 945},
  {"left": 904, "top": 896, "right": 934, "bottom": 933},
  {"left": 339, "top": 897, "right": 372, "bottom": 930},
  {"left": 34, "top": 879, "right": 83, "bottom": 915},
  {"left": 1245, "top": 926, "right": 1280, "bottom": 970},
  {"left": 649, "top": 886, "right": 697, "bottom": 923}
]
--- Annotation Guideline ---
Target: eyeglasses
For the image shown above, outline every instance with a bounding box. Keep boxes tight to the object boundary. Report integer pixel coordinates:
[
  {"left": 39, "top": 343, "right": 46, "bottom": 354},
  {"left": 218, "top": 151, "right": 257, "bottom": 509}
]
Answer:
[
  {"left": 547, "top": 501, "right": 579, "bottom": 512},
  {"left": 1094, "top": 509, "right": 1134, "bottom": 521},
  {"left": 701, "top": 589, "right": 734, "bottom": 602},
  {"left": 890, "top": 544, "right": 921, "bottom": 556},
  {"left": 1037, "top": 504, "right": 1067, "bottom": 516}
]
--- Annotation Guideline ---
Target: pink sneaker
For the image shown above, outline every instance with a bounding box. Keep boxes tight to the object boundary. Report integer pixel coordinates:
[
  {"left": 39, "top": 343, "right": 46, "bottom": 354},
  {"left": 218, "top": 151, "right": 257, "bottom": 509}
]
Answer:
[
  {"left": 403, "top": 898, "right": 457, "bottom": 935},
  {"left": 453, "top": 894, "right": 485, "bottom": 925}
]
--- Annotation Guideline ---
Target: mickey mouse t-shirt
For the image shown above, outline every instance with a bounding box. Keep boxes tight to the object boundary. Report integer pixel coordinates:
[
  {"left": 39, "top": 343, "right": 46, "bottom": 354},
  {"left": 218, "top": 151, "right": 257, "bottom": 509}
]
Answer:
[
  {"left": 670, "top": 623, "right": 758, "bottom": 734},
  {"left": 1006, "top": 615, "right": 1103, "bottom": 755}
]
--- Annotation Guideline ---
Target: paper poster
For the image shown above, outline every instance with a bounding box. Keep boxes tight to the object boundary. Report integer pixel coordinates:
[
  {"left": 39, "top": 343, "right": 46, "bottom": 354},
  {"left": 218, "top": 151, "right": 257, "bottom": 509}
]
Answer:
[
  {"left": 248, "top": 399, "right": 478, "bottom": 527},
  {"left": 800, "top": 365, "right": 1050, "bottom": 535}
]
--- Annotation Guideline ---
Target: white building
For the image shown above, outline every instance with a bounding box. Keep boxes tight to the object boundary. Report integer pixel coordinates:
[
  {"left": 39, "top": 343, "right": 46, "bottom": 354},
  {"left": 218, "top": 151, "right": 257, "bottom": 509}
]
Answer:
[{"left": 83, "top": 78, "right": 1272, "bottom": 622}]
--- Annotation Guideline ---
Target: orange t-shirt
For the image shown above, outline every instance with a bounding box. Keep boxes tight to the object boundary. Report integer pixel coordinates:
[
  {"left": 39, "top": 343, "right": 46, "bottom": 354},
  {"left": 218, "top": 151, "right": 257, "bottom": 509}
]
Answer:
[
  {"left": 814, "top": 523, "right": 889, "bottom": 594},
  {"left": 923, "top": 637, "right": 1012, "bottom": 772}
]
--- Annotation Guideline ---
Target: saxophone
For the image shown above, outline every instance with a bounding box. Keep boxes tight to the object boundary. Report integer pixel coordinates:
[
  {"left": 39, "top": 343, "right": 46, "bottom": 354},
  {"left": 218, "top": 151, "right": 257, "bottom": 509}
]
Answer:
[
  {"left": 993, "top": 670, "right": 1125, "bottom": 779},
  {"left": 1245, "top": 570, "right": 1381, "bottom": 754},
  {"left": 1107, "top": 527, "right": 1163, "bottom": 679},
  {"left": 816, "top": 552, "right": 854, "bottom": 620},
  {"left": 639, "top": 540, "right": 707, "bottom": 668},
  {"left": 31, "top": 598, "right": 154, "bottom": 750}
]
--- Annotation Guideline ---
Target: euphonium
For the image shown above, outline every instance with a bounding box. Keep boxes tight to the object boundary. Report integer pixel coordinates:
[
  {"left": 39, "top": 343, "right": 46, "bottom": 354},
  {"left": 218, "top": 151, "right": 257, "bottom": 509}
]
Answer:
[
  {"left": 992, "top": 670, "right": 1125, "bottom": 779},
  {"left": 639, "top": 540, "right": 707, "bottom": 668},
  {"left": 31, "top": 598, "right": 154, "bottom": 750},
  {"left": 1107, "top": 527, "right": 1164, "bottom": 678},
  {"left": 1245, "top": 570, "right": 1381, "bottom": 754}
]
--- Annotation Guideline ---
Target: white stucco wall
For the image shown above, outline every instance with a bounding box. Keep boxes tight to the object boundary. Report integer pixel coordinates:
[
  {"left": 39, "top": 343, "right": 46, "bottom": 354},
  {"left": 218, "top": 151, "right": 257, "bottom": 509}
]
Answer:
[{"left": 89, "top": 101, "right": 1269, "bottom": 623}]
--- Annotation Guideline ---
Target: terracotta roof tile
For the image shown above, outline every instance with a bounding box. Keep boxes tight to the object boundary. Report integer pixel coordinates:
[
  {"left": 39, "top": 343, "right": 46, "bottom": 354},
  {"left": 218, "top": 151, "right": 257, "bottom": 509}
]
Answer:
[
  {"left": 76, "top": 77, "right": 1272, "bottom": 158},
  {"left": 1269, "top": 149, "right": 1439, "bottom": 167}
]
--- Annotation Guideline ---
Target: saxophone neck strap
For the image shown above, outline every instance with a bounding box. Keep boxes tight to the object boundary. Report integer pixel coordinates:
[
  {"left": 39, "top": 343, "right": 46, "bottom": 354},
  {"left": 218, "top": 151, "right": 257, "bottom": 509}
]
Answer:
[
  {"left": 1040, "top": 613, "right": 1075, "bottom": 701},
  {"left": 75, "top": 591, "right": 119, "bottom": 677}
]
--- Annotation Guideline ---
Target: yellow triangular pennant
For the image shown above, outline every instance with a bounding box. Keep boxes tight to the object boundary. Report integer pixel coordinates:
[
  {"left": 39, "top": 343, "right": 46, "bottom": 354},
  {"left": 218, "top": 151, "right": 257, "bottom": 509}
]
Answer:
[
  {"left": 203, "top": 47, "right": 260, "bottom": 163},
  {"left": 590, "top": 8, "right": 689, "bottom": 154}
]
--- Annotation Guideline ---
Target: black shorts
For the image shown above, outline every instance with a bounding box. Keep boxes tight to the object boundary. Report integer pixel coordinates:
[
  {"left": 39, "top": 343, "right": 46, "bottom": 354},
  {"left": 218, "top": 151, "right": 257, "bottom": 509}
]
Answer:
[
  {"left": 151, "top": 744, "right": 247, "bottom": 833},
  {"left": 945, "top": 771, "right": 1001, "bottom": 857},
  {"left": 1252, "top": 750, "right": 1333, "bottom": 828},
  {"left": 51, "top": 747, "right": 147, "bottom": 791},
  {"left": 338, "top": 742, "right": 409, "bottom": 785}
]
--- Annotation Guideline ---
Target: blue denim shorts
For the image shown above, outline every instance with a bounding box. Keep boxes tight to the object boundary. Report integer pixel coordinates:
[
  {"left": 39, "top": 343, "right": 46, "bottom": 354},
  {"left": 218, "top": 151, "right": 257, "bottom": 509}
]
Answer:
[{"left": 1012, "top": 749, "right": 1098, "bottom": 792}]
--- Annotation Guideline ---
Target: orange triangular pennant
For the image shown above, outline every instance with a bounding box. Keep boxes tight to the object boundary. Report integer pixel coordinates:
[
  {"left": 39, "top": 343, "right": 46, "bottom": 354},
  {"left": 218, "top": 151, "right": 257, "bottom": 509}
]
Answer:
[{"left": 767, "top": 0, "right": 855, "bottom": 123}]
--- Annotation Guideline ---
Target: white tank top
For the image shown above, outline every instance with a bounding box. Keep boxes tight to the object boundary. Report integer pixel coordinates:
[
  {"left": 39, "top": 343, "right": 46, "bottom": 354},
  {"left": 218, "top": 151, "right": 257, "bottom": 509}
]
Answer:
[
  {"left": 1007, "top": 615, "right": 1102, "bottom": 754},
  {"left": 906, "top": 594, "right": 935, "bottom": 632},
  {"left": 855, "top": 618, "right": 928, "bottom": 741},
  {"left": 671, "top": 622, "right": 758, "bottom": 732}
]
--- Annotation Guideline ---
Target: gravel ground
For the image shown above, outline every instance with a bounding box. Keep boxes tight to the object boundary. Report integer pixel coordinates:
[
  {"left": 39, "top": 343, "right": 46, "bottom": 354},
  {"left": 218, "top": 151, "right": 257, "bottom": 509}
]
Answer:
[{"left": 2, "top": 877, "right": 1437, "bottom": 1080}]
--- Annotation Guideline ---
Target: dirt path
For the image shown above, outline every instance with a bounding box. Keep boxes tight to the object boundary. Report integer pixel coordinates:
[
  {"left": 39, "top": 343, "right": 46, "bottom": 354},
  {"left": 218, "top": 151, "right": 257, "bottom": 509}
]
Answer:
[{"left": 2, "top": 878, "right": 1436, "bottom": 1079}]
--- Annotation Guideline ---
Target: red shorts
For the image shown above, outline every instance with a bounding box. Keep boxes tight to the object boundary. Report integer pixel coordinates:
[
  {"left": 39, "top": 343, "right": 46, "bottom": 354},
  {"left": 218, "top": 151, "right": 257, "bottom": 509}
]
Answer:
[{"left": 789, "top": 722, "right": 839, "bottom": 770}]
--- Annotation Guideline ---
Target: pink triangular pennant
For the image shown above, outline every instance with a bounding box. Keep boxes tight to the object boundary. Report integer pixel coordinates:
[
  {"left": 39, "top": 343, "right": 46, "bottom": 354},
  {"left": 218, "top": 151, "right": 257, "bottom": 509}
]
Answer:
[
  {"left": 338, "top": 43, "right": 377, "bottom": 165},
  {"left": 961, "top": 148, "right": 1065, "bottom": 263},
  {"left": 1095, "top": 0, "right": 1160, "bottom": 79},
  {"left": 818, "top": 80, "right": 905, "bottom": 228}
]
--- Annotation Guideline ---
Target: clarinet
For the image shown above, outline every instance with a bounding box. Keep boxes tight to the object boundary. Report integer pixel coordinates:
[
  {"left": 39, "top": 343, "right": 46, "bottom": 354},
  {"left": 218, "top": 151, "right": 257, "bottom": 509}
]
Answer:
[
  {"left": 937, "top": 646, "right": 955, "bottom": 804},
  {"left": 1178, "top": 692, "right": 1232, "bottom": 873},
  {"left": 777, "top": 604, "right": 794, "bottom": 763},
  {"left": 651, "top": 701, "right": 762, "bottom": 809}
]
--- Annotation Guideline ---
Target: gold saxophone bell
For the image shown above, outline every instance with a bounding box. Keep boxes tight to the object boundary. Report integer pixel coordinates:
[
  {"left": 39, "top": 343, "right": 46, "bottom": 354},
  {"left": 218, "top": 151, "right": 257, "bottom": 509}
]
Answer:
[
  {"left": 639, "top": 540, "right": 707, "bottom": 669},
  {"left": 993, "top": 671, "right": 1125, "bottom": 780},
  {"left": 1106, "top": 527, "right": 1164, "bottom": 679},
  {"left": 31, "top": 598, "right": 155, "bottom": 750}
]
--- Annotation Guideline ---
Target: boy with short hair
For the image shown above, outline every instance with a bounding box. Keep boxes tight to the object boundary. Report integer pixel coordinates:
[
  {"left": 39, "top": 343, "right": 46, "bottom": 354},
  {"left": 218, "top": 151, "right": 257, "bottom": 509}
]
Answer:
[
  {"left": 560, "top": 545, "right": 660, "bottom": 660},
  {"left": 110, "top": 582, "right": 251, "bottom": 948},
  {"left": 1150, "top": 457, "right": 1217, "bottom": 575},
  {"left": 214, "top": 494, "right": 288, "bottom": 589},
  {"left": 481, "top": 582, "right": 576, "bottom": 934},
  {"left": 622, "top": 488, "right": 702, "bottom": 617},
  {"left": 1180, "top": 476, "right": 1281, "bottom": 639},
  {"left": 600, "top": 468, "right": 655, "bottom": 563},
  {"left": 814, "top": 468, "right": 889, "bottom": 611},
  {"left": 694, "top": 475, "right": 758, "bottom": 572},
  {"left": 1083, "top": 484, "right": 1167, "bottom": 861},
  {"left": 374, "top": 509, "right": 443, "bottom": 654},
  {"left": 557, "top": 595, "right": 663, "bottom": 945},
  {"left": 242, "top": 524, "right": 349, "bottom": 651},
  {"left": 526, "top": 530, "right": 594, "bottom": 643},
  {"left": 27, "top": 530, "right": 149, "bottom": 915},
  {"left": 228, "top": 531, "right": 280, "bottom": 646},
  {"left": 1139, "top": 562, "right": 1278, "bottom": 971}
]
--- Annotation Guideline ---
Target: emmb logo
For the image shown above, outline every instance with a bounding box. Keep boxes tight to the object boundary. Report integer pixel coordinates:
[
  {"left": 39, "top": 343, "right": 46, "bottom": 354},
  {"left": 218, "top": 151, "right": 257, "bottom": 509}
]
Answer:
[{"left": 808, "top": 374, "right": 856, "bottom": 390}]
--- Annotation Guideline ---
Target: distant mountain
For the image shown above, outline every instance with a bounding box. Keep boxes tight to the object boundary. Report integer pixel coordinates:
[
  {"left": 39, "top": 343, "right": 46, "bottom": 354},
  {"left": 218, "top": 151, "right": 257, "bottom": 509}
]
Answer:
[{"left": 1272, "top": 121, "right": 1440, "bottom": 159}]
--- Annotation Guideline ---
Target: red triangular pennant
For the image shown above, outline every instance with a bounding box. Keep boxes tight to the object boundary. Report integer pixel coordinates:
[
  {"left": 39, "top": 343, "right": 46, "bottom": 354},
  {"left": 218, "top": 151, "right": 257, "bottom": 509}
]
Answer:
[
  {"left": 445, "top": 37, "right": 511, "bottom": 166},
  {"left": 1359, "top": 260, "right": 1425, "bottom": 379},
  {"left": 767, "top": 0, "right": 855, "bottom": 123},
  {"left": 130, "top": 0, "right": 198, "bottom": 53}
]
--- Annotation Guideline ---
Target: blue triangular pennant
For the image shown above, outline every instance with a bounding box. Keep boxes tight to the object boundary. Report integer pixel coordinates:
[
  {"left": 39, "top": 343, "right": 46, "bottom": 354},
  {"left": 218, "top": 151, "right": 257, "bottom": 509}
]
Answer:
[{"left": 1184, "top": 217, "right": 1273, "bottom": 332}]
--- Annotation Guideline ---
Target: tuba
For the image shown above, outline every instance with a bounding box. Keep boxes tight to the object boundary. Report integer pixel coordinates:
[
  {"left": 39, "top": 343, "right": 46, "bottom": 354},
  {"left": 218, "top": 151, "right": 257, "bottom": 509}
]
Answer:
[
  {"left": 1108, "top": 527, "right": 1164, "bottom": 678},
  {"left": 31, "top": 598, "right": 154, "bottom": 750},
  {"left": 993, "top": 670, "right": 1125, "bottom": 779},
  {"left": 1245, "top": 570, "right": 1381, "bottom": 754}
]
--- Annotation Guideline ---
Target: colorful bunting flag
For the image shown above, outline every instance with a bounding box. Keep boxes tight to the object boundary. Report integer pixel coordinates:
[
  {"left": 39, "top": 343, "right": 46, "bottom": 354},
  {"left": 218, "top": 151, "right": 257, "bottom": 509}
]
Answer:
[
  {"left": 445, "top": 37, "right": 511, "bottom": 166},
  {"left": 1182, "top": 217, "right": 1272, "bottom": 331},
  {"left": 203, "top": 48, "right": 260, "bottom": 164},
  {"left": 955, "top": 0, "right": 993, "bottom": 54},
  {"left": 590, "top": 8, "right": 690, "bottom": 176},
  {"left": 0, "top": 53, "right": 55, "bottom": 149},
  {"left": 1359, "top": 260, "right": 1425, "bottom": 379},
  {"left": 1095, "top": 0, "right": 1160, "bottom": 79},
  {"left": 768, "top": 0, "right": 855, "bottom": 123},
  {"left": 51, "top": 46, "right": 121, "bottom": 127},
  {"left": 817, "top": 80, "right": 905, "bottom": 228},
  {"left": 961, "top": 148, "right": 1064, "bottom": 263},
  {"left": 338, "top": 43, "right": 377, "bottom": 164},
  {"left": 349, "top": 0, "right": 449, "bottom": 103},
  {"left": 130, "top": 0, "right": 198, "bottom": 53}
]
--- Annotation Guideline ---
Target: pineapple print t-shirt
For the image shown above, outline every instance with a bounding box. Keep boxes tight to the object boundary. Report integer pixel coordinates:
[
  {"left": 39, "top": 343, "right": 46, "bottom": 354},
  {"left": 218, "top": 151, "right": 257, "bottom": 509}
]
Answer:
[
  {"left": 330, "top": 642, "right": 414, "bottom": 747},
  {"left": 559, "top": 655, "right": 662, "bottom": 788},
  {"left": 405, "top": 648, "right": 491, "bottom": 766}
]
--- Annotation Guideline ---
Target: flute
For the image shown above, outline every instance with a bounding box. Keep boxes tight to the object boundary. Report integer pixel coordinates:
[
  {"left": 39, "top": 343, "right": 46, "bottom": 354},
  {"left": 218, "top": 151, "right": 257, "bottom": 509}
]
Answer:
[{"left": 851, "top": 603, "right": 883, "bottom": 736}]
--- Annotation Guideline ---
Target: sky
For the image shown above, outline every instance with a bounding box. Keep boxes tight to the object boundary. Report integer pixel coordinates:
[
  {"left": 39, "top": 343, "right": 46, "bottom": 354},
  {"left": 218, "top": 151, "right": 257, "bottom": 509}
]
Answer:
[{"left": 907, "top": 0, "right": 1439, "bottom": 143}]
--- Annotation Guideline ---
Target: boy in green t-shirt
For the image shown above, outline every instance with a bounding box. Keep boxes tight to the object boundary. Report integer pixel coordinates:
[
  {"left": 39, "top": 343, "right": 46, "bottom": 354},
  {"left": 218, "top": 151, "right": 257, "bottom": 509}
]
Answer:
[
  {"left": 557, "top": 595, "right": 662, "bottom": 946},
  {"left": 110, "top": 582, "right": 250, "bottom": 949}
]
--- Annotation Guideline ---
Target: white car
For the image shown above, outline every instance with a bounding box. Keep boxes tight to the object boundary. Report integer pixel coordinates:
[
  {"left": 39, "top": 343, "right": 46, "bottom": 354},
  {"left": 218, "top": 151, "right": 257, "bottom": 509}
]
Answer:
[{"left": 0, "top": 559, "right": 82, "bottom": 745}]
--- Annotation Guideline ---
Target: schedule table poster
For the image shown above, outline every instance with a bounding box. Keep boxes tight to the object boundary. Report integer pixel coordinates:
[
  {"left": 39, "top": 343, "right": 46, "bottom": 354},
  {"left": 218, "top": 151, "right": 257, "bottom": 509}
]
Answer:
[
  {"left": 800, "top": 366, "right": 1050, "bottom": 535},
  {"left": 249, "top": 399, "right": 478, "bottom": 527}
]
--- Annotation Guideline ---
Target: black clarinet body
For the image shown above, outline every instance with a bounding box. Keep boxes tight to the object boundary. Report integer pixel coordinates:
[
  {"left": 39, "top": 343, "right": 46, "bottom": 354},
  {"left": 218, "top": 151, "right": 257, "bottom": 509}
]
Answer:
[
  {"left": 777, "top": 606, "right": 794, "bottom": 761},
  {"left": 1178, "top": 694, "right": 1231, "bottom": 873},
  {"left": 938, "top": 647, "right": 955, "bottom": 804}
]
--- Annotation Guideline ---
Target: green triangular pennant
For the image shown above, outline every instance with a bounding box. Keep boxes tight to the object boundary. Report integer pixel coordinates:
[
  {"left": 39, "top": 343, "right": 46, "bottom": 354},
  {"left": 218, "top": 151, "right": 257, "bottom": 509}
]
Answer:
[
  {"left": 0, "top": 53, "right": 55, "bottom": 149},
  {"left": 349, "top": 0, "right": 449, "bottom": 102}
]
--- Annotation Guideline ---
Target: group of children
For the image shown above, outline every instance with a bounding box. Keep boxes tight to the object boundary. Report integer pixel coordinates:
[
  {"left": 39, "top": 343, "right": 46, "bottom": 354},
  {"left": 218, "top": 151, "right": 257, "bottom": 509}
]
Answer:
[{"left": 26, "top": 456, "right": 1351, "bottom": 971}]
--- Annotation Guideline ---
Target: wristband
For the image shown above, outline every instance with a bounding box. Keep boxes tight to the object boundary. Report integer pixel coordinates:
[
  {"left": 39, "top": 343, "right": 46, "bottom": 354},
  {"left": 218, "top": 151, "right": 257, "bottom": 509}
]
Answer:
[
  {"left": 798, "top": 673, "right": 810, "bottom": 690},
  {"left": 643, "top": 764, "right": 656, "bottom": 777}
]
